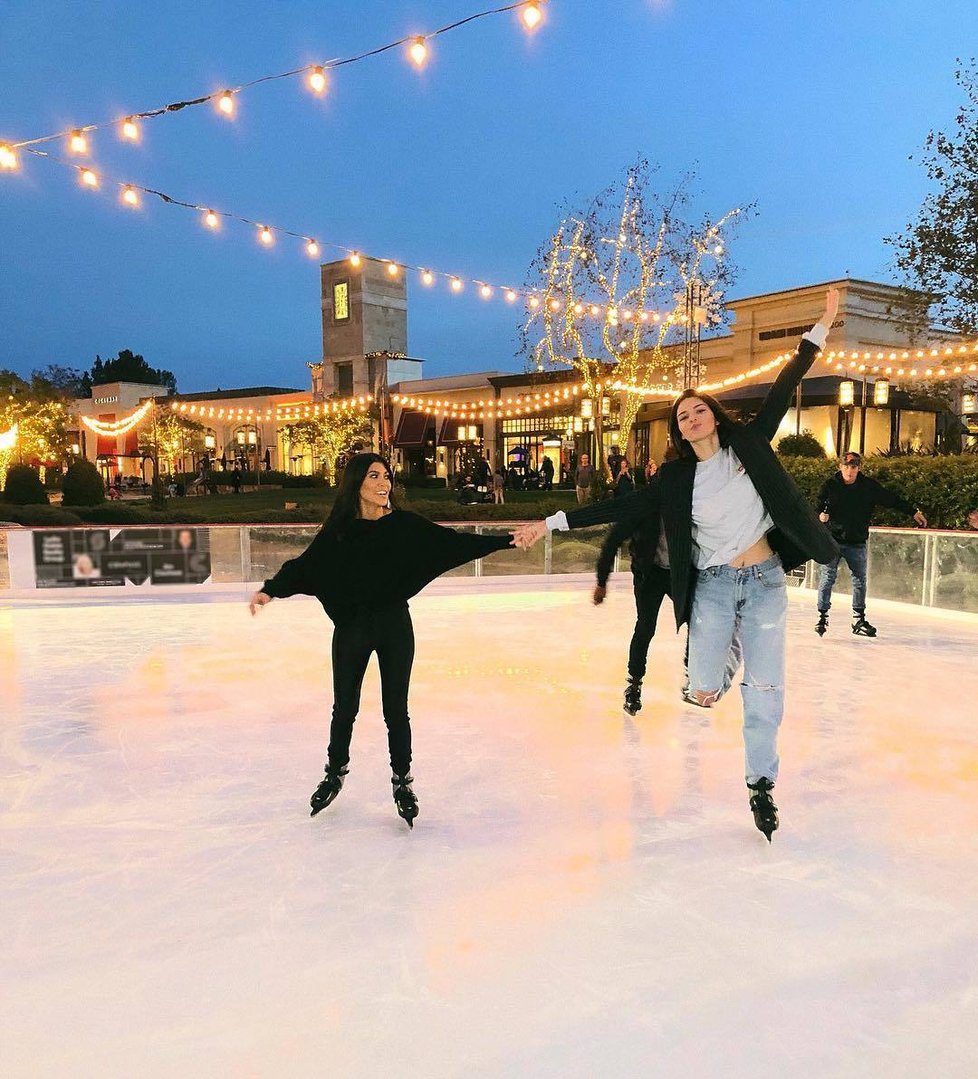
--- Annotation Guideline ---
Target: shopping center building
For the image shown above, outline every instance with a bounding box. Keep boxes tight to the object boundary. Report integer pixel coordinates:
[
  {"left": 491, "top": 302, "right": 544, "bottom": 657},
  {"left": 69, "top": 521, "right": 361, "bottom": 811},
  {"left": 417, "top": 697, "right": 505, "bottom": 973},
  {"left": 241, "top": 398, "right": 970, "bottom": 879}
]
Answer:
[{"left": 71, "top": 262, "right": 973, "bottom": 483}]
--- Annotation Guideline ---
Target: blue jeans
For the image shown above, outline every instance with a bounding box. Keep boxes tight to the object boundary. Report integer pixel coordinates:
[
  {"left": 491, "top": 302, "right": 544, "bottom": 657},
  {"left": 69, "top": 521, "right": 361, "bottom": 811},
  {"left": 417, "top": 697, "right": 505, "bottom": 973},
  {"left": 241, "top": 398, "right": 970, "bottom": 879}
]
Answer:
[
  {"left": 687, "top": 554, "right": 787, "bottom": 784},
  {"left": 816, "top": 543, "right": 868, "bottom": 613}
]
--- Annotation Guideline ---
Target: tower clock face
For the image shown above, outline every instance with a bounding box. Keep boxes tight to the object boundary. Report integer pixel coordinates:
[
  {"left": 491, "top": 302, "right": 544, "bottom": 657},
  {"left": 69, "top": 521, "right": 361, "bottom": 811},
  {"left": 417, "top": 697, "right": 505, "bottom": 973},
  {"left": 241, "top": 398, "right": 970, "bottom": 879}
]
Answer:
[{"left": 334, "top": 281, "right": 350, "bottom": 321}]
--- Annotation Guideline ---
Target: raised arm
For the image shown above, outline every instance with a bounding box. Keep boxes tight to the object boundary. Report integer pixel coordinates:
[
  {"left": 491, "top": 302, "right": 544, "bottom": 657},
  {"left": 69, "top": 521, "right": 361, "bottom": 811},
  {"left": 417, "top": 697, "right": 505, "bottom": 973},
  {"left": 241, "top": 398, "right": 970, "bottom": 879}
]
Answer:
[{"left": 752, "top": 288, "right": 839, "bottom": 441}]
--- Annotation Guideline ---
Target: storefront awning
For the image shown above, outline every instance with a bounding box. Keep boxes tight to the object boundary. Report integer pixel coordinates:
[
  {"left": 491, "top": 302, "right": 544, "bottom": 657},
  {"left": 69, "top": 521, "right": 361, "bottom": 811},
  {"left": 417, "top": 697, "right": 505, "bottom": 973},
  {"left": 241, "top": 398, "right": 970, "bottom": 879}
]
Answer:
[
  {"left": 393, "top": 410, "right": 434, "bottom": 447},
  {"left": 438, "top": 417, "right": 460, "bottom": 445}
]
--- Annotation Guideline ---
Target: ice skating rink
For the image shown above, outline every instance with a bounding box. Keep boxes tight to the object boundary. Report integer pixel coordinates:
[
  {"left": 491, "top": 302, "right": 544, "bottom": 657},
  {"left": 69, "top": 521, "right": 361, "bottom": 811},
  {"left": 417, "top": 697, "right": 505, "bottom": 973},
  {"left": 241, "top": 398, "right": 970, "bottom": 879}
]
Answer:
[{"left": 2, "top": 579, "right": 977, "bottom": 1078}]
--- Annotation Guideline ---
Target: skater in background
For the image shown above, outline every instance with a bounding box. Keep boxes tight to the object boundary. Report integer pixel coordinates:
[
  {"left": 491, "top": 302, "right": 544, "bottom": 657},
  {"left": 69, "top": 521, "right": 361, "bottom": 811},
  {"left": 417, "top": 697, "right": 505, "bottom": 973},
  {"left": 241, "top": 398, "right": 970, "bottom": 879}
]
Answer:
[
  {"left": 249, "top": 453, "right": 515, "bottom": 828},
  {"left": 575, "top": 453, "right": 595, "bottom": 503},
  {"left": 492, "top": 467, "right": 505, "bottom": 504},
  {"left": 593, "top": 508, "right": 671, "bottom": 715},
  {"left": 814, "top": 450, "right": 927, "bottom": 637},
  {"left": 613, "top": 457, "right": 634, "bottom": 498},
  {"left": 515, "top": 289, "right": 841, "bottom": 841}
]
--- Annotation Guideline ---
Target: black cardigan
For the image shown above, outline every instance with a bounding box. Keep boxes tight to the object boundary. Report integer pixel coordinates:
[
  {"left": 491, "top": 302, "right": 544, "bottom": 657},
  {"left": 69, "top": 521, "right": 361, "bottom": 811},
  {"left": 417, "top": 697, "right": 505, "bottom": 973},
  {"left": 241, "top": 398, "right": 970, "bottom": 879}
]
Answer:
[
  {"left": 565, "top": 337, "right": 839, "bottom": 629},
  {"left": 262, "top": 510, "right": 513, "bottom": 624}
]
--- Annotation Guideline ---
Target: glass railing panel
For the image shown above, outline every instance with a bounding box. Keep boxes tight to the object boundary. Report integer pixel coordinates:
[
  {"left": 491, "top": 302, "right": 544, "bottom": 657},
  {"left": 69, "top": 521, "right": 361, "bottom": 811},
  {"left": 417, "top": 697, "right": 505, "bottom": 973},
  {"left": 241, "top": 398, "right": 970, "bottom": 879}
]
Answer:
[
  {"left": 247, "top": 525, "right": 320, "bottom": 583},
  {"left": 867, "top": 529, "right": 926, "bottom": 605},
  {"left": 551, "top": 526, "right": 609, "bottom": 575},
  {"left": 933, "top": 532, "right": 978, "bottom": 613}
]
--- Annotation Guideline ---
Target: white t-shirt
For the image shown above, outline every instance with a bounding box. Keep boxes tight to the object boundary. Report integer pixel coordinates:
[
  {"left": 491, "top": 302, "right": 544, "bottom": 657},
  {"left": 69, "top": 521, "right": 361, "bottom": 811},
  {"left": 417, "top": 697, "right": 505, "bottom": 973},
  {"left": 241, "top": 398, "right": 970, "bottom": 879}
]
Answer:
[{"left": 692, "top": 447, "right": 772, "bottom": 568}]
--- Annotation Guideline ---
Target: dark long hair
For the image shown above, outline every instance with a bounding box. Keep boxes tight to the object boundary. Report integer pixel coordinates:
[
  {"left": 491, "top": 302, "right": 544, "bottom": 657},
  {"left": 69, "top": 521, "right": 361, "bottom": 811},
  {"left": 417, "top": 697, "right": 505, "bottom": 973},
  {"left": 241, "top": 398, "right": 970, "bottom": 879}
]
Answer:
[
  {"left": 324, "top": 452, "right": 398, "bottom": 537},
  {"left": 668, "top": 389, "right": 738, "bottom": 460}
]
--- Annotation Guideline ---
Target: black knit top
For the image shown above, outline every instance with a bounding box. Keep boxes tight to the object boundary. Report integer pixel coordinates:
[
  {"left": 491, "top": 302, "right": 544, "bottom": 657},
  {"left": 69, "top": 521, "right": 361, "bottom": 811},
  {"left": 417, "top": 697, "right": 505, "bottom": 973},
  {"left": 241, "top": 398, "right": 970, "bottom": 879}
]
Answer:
[{"left": 261, "top": 510, "right": 513, "bottom": 624}]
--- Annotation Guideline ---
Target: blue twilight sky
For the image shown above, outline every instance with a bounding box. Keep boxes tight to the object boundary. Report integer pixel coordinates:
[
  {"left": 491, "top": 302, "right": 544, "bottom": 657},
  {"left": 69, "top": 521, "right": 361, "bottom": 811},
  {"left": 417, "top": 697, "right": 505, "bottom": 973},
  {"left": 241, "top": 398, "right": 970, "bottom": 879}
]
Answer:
[{"left": 0, "top": 0, "right": 972, "bottom": 392}]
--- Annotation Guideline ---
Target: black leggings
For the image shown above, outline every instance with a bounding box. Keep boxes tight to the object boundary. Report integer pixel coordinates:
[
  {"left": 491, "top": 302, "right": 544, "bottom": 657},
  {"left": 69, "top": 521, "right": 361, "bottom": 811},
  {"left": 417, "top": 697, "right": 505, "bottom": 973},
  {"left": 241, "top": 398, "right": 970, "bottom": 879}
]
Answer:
[
  {"left": 627, "top": 566, "right": 672, "bottom": 681},
  {"left": 328, "top": 605, "right": 415, "bottom": 776}
]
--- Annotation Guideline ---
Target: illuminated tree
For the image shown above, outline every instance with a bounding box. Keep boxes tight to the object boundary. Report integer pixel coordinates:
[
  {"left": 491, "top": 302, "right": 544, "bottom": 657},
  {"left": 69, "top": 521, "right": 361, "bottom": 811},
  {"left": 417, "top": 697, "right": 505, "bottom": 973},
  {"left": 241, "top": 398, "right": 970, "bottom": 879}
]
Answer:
[
  {"left": 0, "top": 369, "right": 73, "bottom": 479},
  {"left": 521, "top": 161, "right": 747, "bottom": 467},
  {"left": 280, "top": 402, "right": 374, "bottom": 483},
  {"left": 138, "top": 409, "right": 205, "bottom": 472}
]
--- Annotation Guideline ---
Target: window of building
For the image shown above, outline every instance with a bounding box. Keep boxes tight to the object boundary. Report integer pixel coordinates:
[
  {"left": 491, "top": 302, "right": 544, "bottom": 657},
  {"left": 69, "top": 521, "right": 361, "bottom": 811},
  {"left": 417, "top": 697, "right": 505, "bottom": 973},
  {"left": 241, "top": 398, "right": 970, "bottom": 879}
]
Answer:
[
  {"left": 759, "top": 323, "right": 813, "bottom": 342},
  {"left": 333, "top": 281, "right": 350, "bottom": 322},
  {"left": 337, "top": 363, "right": 353, "bottom": 395}
]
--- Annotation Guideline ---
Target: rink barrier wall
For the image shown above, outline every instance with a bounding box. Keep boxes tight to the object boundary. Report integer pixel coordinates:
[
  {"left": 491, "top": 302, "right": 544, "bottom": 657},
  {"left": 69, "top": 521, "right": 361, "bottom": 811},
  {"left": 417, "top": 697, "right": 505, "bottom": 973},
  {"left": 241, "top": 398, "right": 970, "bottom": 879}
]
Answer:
[{"left": 0, "top": 523, "right": 976, "bottom": 615}]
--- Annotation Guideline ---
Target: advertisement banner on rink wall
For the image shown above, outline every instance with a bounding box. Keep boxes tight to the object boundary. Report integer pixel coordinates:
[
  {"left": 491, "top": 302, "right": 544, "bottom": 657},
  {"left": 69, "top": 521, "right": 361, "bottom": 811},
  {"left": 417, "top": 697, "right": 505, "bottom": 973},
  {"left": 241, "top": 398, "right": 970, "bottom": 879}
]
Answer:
[{"left": 32, "top": 528, "right": 211, "bottom": 588}]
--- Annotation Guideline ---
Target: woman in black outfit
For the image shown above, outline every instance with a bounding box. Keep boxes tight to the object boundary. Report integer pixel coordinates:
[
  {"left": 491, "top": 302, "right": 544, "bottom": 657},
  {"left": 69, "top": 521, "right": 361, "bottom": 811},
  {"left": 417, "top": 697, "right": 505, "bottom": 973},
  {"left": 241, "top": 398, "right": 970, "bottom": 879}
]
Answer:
[{"left": 249, "top": 453, "right": 514, "bottom": 828}]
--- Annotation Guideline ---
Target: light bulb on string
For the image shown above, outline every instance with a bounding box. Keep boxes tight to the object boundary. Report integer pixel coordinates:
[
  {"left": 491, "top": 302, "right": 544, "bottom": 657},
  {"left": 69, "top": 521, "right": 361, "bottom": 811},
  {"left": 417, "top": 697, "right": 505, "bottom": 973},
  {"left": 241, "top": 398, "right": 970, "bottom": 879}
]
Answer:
[
  {"left": 0, "top": 144, "right": 18, "bottom": 170},
  {"left": 451, "top": 277, "right": 463, "bottom": 292},
  {"left": 121, "top": 118, "right": 140, "bottom": 141},
  {"left": 69, "top": 130, "right": 88, "bottom": 154},
  {"left": 349, "top": 252, "right": 361, "bottom": 267},
  {"left": 79, "top": 168, "right": 98, "bottom": 188},
  {"left": 529, "top": 296, "right": 540, "bottom": 309},
  {"left": 121, "top": 184, "right": 139, "bottom": 207},
  {"left": 421, "top": 270, "right": 434, "bottom": 286},
  {"left": 505, "top": 289, "right": 517, "bottom": 303},
  {"left": 521, "top": 2, "right": 544, "bottom": 31},
  {"left": 308, "top": 66, "right": 328, "bottom": 95},
  {"left": 409, "top": 37, "right": 428, "bottom": 67},
  {"left": 203, "top": 209, "right": 219, "bottom": 229},
  {"left": 305, "top": 239, "right": 320, "bottom": 258},
  {"left": 258, "top": 225, "right": 274, "bottom": 246},
  {"left": 217, "top": 91, "right": 235, "bottom": 117},
  {"left": 386, "top": 261, "right": 399, "bottom": 277},
  {"left": 480, "top": 284, "right": 492, "bottom": 299}
]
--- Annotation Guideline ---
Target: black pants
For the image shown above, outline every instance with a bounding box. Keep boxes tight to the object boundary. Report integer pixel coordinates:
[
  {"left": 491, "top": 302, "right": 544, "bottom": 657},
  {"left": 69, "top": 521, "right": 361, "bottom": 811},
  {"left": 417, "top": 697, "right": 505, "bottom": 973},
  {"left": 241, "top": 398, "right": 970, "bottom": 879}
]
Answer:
[
  {"left": 329, "top": 605, "right": 415, "bottom": 776},
  {"left": 627, "top": 566, "right": 672, "bottom": 681}
]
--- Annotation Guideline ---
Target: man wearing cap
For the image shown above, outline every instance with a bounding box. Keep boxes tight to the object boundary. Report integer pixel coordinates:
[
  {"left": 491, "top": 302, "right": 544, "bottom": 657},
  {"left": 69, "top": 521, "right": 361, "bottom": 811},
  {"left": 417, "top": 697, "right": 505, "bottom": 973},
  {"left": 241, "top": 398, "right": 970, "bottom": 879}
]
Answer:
[{"left": 814, "top": 451, "right": 927, "bottom": 636}]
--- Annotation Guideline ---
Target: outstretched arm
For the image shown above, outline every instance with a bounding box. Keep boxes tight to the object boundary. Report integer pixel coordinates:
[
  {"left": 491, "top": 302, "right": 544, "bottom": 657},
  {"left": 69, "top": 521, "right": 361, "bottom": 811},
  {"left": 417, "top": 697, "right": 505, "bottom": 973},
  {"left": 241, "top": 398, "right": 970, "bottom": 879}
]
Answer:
[
  {"left": 515, "top": 480, "right": 659, "bottom": 549},
  {"left": 753, "top": 288, "right": 839, "bottom": 441}
]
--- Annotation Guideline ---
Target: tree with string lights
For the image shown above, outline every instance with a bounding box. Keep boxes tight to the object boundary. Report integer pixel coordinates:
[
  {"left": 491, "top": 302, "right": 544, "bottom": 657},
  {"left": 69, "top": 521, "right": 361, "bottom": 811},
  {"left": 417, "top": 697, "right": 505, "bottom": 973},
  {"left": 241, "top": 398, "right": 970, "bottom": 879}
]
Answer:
[
  {"left": 520, "top": 160, "right": 748, "bottom": 470},
  {"left": 280, "top": 404, "right": 374, "bottom": 484}
]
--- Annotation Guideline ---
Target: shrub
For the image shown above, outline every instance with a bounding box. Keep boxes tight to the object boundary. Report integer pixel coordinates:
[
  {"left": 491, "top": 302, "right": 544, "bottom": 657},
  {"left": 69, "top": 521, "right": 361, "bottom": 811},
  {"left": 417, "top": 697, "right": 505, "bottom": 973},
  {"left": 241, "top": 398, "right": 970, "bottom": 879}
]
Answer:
[
  {"left": 3, "top": 464, "right": 49, "bottom": 505},
  {"left": 777, "top": 430, "right": 825, "bottom": 457},
  {"left": 61, "top": 459, "right": 106, "bottom": 506}
]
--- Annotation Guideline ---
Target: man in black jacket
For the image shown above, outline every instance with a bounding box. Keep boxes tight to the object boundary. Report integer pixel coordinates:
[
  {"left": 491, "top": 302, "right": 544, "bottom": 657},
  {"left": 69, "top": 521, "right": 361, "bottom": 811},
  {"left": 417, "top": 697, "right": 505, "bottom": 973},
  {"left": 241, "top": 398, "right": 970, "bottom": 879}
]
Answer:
[{"left": 815, "top": 451, "right": 927, "bottom": 636}]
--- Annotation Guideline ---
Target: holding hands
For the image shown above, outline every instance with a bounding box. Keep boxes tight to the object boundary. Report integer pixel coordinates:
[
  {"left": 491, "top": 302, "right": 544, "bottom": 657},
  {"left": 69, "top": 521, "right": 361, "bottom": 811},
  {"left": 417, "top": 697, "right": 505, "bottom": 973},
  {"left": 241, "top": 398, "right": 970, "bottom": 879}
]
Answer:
[{"left": 513, "top": 520, "right": 548, "bottom": 550}]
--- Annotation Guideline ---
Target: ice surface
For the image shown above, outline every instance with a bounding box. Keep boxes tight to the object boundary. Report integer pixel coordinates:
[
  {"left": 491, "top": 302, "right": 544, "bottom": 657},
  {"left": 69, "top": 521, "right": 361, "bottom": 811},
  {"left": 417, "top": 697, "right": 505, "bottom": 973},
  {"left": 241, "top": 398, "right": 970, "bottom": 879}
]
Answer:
[{"left": 2, "top": 581, "right": 977, "bottom": 1077}]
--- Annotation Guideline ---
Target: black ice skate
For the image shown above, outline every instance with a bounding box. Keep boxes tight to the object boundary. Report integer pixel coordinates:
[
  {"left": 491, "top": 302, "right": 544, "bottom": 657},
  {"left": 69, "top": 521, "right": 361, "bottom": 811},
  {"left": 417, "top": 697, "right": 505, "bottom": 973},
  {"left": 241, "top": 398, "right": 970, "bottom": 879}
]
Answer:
[
  {"left": 392, "top": 774, "right": 419, "bottom": 829},
  {"left": 309, "top": 765, "right": 348, "bottom": 817},
  {"left": 623, "top": 677, "right": 643, "bottom": 715},
  {"left": 815, "top": 611, "right": 829, "bottom": 636},
  {"left": 851, "top": 612, "right": 877, "bottom": 637},
  {"left": 747, "top": 778, "right": 779, "bottom": 842}
]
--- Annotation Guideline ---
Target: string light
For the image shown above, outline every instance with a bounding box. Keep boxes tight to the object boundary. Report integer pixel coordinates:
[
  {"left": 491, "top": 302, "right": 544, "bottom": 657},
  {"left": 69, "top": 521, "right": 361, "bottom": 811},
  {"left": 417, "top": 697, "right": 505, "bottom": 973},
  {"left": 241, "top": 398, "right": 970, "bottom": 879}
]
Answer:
[
  {"left": 80, "top": 400, "right": 154, "bottom": 437},
  {"left": 0, "top": 144, "right": 18, "bottom": 170},
  {"left": 308, "top": 66, "right": 328, "bottom": 95},
  {"left": 258, "top": 225, "right": 273, "bottom": 245},
  {"left": 121, "top": 184, "right": 139, "bottom": 207},
  {"left": 121, "top": 118, "right": 140, "bottom": 141},
  {"left": 386, "top": 261, "right": 400, "bottom": 277},
  {"left": 480, "top": 284, "right": 493, "bottom": 299},
  {"left": 349, "top": 252, "right": 361, "bottom": 267},
  {"left": 305, "top": 239, "right": 320, "bottom": 257},
  {"left": 505, "top": 289, "right": 517, "bottom": 303},
  {"left": 80, "top": 168, "right": 98, "bottom": 187},
  {"left": 521, "top": 2, "right": 544, "bottom": 30},
  {"left": 69, "top": 130, "right": 88, "bottom": 154},
  {"left": 409, "top": 37, "right": 429, "bottom": 67},
  {"left": 421, "top": 270, "right": 434, "bottom": 286},
  {"left": 8, "top": 3, "right": 547, "bottom": 154},
  {"left": 204, "top": 209, "right": 219, "bottom": 229},
  {"left": 451, "top": 277, "right": 463, "bottom": 292}
]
